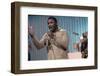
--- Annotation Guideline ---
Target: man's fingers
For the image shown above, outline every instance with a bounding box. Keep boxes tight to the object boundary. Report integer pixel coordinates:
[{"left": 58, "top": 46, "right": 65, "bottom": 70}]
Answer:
[
  {"left": 28, "top": 26, "right": 32, "bottom": 30},
  {"left": 28, "top": 26, "right": 32, "bottom": 35},
  {"left": 28, "top": 25, "right": 35, "bottom": 37}
]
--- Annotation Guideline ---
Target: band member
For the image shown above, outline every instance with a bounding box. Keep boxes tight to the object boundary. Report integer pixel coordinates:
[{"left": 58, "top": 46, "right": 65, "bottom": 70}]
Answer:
[
  {"left": 28, "top": 16, "right": 68, "bottom": 60},
  {"left": 81, "top": 32, "right": 88, "bottom": 58}
]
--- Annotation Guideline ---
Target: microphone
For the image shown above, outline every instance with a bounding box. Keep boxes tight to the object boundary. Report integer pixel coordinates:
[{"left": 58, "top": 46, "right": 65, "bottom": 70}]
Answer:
[{"left": 72, "top": 32, "right": 79, "bottom": 36}]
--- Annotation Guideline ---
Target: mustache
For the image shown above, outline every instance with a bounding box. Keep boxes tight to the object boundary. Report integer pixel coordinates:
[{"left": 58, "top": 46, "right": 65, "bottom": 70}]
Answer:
[
  {"left": 48, "top": 26, "right": 54, "bottom": 29},
  {"left": 48, "top": 25, "right": 57, "bottom": 29}
]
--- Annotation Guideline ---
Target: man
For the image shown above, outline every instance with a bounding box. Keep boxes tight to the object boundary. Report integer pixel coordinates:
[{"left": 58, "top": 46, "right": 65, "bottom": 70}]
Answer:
[
  {"left": 81, "top": 32, "right": 88, "bottom": 58},
  {"left": 28, "top": 16, "right": 68, "bottom": 60}
]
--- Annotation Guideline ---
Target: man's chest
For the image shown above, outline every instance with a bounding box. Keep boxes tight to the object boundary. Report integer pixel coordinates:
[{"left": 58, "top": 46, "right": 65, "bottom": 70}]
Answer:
[
  {"left": 54, "top": 31, "right": 64, "bottom": 41},
  {"left": 47, "top": 31, "right": 64, "bottom": 44}
]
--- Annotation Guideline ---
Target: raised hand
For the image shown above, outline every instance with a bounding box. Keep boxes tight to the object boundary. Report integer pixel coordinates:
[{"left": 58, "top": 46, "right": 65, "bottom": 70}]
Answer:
[{"left": 28, "top": 25, "right": 35, "bottom": 38}]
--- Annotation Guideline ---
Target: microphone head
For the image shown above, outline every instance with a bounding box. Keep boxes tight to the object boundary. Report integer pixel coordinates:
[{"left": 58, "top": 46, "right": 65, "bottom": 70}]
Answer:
[{"left": 73, "top": 32, "right": 79, "bottom": 36}]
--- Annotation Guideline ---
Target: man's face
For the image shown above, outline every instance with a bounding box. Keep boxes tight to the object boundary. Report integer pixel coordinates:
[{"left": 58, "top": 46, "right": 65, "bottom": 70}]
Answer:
[{"left": 48, "top": 19, "right": 57, "bottom": 32}]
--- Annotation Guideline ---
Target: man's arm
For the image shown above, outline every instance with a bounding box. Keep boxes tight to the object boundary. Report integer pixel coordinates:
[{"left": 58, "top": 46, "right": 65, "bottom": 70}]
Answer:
[
  {"left": 28, "top": 26, "right": 46, "bottom": 49},
  {"left": 31, "top": 35, "right": 45, "bottom": 49}
]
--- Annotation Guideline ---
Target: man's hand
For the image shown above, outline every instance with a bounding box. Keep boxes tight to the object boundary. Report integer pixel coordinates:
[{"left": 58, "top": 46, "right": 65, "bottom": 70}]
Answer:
[
  {"left": 28, "top": 25, "right": 35, "bottom": 38},
  {"left": 47, "top": 32, "right": 55, "bottom": 39}
]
